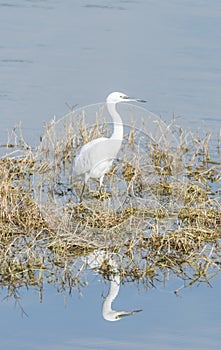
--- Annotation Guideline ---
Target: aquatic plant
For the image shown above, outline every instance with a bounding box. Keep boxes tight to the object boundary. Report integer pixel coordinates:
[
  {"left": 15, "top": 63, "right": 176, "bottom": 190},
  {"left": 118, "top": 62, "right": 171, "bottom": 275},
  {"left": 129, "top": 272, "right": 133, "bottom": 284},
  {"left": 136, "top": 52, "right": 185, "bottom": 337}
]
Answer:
[{"left": 0, "top": 107, "right": 220, "bottom": 303}]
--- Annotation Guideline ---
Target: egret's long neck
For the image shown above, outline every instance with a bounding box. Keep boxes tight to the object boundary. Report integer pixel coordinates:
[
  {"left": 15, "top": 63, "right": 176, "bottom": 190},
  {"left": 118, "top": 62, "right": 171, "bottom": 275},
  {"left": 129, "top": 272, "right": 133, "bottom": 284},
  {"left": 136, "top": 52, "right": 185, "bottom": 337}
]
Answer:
[
  {"left": 106, "top": 275, "right": 120, "bottom": 304},
  {"left": 102, "top": 275, "right": 120, "bottom": 317},
  {"left": 107, "top": 102, "right": 123, "bottom": 141}
]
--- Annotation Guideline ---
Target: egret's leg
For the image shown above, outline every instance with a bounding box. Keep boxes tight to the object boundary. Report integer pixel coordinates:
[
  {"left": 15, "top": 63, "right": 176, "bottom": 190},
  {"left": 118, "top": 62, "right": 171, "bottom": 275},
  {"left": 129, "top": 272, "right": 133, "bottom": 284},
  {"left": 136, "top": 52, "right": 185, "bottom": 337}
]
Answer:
[
  {"left": 79, "top": 182, "right": 85, "bottom": 203},
  {"left": 98, "top": 175, "right": 104, "bottom": 198},
  {"left": 128, "top": 182, "right": 135, "bottom": 197}
]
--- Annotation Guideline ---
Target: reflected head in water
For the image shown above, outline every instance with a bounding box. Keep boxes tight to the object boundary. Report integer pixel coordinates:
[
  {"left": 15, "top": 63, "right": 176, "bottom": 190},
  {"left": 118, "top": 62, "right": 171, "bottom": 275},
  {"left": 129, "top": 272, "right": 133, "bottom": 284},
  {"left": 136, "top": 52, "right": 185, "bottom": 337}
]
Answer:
[{"left": 72, "top": 91, "right": 146, "bottom": 202}]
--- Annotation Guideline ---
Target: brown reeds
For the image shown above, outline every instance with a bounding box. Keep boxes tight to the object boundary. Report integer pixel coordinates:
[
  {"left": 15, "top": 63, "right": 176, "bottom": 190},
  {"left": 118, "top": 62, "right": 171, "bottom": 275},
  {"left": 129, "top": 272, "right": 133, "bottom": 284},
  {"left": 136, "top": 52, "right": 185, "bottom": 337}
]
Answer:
[{"left": 0, "top": 107, "right": 220, "bottom": 300}]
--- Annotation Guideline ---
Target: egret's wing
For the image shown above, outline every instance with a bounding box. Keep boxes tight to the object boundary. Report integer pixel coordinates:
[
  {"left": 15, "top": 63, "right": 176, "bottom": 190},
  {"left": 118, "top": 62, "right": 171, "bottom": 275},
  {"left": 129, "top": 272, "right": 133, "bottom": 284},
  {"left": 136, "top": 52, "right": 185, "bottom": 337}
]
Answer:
[
  {"left": 73, "top": 137, "right": 121, "bottom": 177},
  {"left": 73, "top": 137, "right": 108, "bottom": 176}
]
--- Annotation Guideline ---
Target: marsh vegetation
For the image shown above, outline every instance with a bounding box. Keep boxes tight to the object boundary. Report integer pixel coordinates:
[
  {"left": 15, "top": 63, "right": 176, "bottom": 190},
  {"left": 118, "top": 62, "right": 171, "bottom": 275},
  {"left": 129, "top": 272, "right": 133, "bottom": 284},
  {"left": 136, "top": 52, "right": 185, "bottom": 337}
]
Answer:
[{"left": 0, "top": 104, "right": 220, "bottom": 304}]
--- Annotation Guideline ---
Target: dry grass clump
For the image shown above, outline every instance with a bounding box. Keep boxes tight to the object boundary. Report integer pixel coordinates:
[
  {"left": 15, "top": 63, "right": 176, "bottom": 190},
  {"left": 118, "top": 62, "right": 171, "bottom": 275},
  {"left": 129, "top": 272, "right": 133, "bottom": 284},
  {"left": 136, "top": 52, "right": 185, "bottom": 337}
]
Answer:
[
  {"left": 0, "top": 106, "right": 220, "bottom": 300},
  {"left": 0, "top": 153, "right": 47, "bottom": 298}
]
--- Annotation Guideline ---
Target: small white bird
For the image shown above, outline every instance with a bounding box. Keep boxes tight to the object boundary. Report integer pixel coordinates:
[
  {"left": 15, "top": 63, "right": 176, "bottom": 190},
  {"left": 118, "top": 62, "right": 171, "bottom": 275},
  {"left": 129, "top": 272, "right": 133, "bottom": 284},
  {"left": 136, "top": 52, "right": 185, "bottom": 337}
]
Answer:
[{"left": 73, "top": 91, "right": 146, "bottom": 201}]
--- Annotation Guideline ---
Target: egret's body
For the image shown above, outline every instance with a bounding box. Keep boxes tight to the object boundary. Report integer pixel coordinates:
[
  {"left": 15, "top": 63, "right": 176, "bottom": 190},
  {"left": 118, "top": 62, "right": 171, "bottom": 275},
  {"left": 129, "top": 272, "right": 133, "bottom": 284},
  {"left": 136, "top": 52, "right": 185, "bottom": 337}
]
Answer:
[
  {"left": 73, "top": 92, "right": 146, "bottom": 200},
  {"left": 74, "top": 137, "right": 122, "bottom": 187}
]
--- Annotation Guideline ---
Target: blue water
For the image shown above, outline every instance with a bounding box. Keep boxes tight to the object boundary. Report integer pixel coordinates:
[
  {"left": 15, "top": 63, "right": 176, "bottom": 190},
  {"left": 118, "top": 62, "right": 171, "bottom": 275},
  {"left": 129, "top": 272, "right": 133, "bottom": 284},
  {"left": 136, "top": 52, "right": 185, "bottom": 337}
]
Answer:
[
  {"left": 1, "top": 0, "right": 221, "bottom": 136},
  {"left": 0, "top": 0, "right": 221, "bottom": 349},
  {"left": 1, "top": 277, "right": 221, "bottom": 349}
]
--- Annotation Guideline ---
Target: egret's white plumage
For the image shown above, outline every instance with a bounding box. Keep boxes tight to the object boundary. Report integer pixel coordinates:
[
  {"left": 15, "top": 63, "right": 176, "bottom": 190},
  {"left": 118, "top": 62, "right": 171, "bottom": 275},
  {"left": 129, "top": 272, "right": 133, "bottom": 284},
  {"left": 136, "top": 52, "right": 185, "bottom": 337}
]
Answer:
[{"left": 73, "top": 91, "right": 146, "bottom": 200}]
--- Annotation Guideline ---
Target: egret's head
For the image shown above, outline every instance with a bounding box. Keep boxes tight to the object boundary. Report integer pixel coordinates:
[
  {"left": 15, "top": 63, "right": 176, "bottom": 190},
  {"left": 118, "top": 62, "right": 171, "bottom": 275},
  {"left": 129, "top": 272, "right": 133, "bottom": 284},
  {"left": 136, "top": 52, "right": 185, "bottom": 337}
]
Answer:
[{"left": 106, "top": 91, "right": 146, "bottom": 104}]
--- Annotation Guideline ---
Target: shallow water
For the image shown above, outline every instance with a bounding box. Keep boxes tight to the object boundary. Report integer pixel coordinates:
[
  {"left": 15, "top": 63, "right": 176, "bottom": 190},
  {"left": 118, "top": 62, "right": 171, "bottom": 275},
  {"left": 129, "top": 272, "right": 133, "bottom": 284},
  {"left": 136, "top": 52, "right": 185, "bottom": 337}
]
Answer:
[
  {"left": 1, "top": 277, "right": 221, "bottom": 350},
  {"left": 1, "top": 0, "right": 221, "bottom": 136},
  {"left": 0, "top": 0, "right": 221, "bottom": 349}
]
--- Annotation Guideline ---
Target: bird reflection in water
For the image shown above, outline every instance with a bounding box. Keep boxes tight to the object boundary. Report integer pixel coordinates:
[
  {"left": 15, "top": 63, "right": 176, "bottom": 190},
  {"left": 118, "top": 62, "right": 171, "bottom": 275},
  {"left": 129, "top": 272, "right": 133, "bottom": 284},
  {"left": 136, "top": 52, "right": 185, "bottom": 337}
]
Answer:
[{"left": 85, "top": 250, "right": 142, "bottom": 321}]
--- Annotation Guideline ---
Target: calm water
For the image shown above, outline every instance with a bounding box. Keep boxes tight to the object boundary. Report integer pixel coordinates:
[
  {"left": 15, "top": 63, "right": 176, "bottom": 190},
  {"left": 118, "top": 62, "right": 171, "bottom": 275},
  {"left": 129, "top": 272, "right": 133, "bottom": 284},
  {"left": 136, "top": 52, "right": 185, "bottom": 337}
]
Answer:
[{"left": 0, "top": 0, "right": 221, "bottom": 349}]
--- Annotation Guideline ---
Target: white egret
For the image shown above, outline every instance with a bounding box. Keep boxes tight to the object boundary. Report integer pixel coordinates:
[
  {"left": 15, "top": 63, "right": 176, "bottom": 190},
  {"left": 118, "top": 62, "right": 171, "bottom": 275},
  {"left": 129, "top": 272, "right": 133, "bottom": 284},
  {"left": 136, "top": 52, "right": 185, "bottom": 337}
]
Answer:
[
  {"left": 73, "top": 91, "right": 146, "bottom": 201},
  {"left": 85, "top": 250, "right": 142, "bottom": 322}
]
